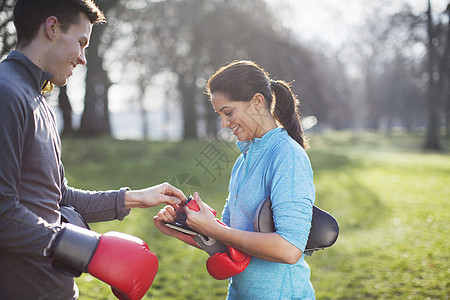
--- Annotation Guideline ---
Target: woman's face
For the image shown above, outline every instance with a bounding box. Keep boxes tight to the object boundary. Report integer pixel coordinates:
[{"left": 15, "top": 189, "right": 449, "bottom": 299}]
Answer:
[{"left": 211, "top": 92, "right": 272, "bottom": 141}]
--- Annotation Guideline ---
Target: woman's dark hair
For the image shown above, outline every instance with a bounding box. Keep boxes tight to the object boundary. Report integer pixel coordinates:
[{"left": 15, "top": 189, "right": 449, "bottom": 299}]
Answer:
[
  {"left": 13, "top": 0, "right": 106, "bottom": 47},
  {"left": 206, "top": 60, "right": 308, "bottom": 149}
]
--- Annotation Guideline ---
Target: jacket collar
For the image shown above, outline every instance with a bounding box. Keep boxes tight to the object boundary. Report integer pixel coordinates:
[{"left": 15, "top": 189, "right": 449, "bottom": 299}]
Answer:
[
  {"left": 6, "top": 50, "right": 54, "bottom": 94},
  {"left": 236, "top": 127, "right": 283, "bottom": 155}
]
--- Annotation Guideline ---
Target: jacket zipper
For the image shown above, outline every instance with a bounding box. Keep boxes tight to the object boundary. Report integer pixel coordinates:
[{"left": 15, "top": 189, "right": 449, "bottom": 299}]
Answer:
[{"left": 234, "top": 142, "right": 254, "bottom": 205}]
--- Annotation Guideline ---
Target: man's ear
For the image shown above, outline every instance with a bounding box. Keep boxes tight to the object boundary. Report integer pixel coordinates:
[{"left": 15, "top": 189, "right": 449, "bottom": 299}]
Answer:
[
  {"left": 44, "top": 16, "right": 59, "bottom": 40},
  {"left": 251, "top": 93, "right": 266, "bottom": 111}
]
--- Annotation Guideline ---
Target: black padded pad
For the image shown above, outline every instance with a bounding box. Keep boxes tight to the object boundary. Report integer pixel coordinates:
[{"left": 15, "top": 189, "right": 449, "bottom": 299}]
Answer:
[
  {"left": 59, "top": 204, "right": 90, "bottom": 230},
  {"left": 253, "top": 198, "right": 339, "bottom": 254}
]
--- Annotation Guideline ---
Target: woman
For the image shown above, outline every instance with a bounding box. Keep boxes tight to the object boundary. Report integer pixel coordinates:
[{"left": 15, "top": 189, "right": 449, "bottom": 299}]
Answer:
[{"left": 154, "top": 60, "right": 315, "bottom": 299}]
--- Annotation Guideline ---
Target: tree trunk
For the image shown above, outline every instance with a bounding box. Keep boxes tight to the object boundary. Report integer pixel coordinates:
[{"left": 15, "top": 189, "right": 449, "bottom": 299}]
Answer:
[
  {"left": 78, "top": 23, "right": 111, "bottom": 136},
  {"left": 178, "top": 73, "right": 198, "bottom": 139},
  {"left": 205, "top": 94, "right": 219, "bottom": 138},
  {"left": 446, "top": 90, "right": 450, "bottom": 137},
  {"left": 442, "top": 4, "right": 450, "bottom": 137},
  {"left": 77, "top": 0, "right": 118, "bottom": 136},
  {"left": 58, "top": 85, "right": 73, "bottom": 135},
  {"left": 137, "top": 83, "right": 149, "bottom": 140},
  {"left": 424, "top": 0, "right": 441, "bottom": 150}
]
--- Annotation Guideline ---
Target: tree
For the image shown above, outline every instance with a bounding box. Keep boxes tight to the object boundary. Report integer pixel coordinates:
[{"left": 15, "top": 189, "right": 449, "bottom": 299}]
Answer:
[
  {"left": 442, "top": 5, "right": 450, "bottom": 137},
  {"left": 196, "top": 1, "right": 329, "bottom": 126},
  {"left": 424, "top": 0, "right": 441, "bottom": 149},
  {"left": 389, "top": 1, "right": 449, "bottom": 149},
  {"left": 58, "top": 86, "right": 74, "bottom": 135},
  {"left": 78, "top": 0, "right": 120, "bottom": 136},
  {"left": 0, "top": 0, "right": 14, "bottom": 58},
  {"left": 422, "top": 1, "right": 450, "bottom": 150},
  {"left": 335, "top": 0, "right": 449, "bottom": 144},
  {"left": 106, "top": 0, "right": 326, "bottom": 140},
  {"left": 104, "top": 0, "right": 205, "bottom": 139},
  {"left": 431, "top": 3, "right": 450, "bottom": 140}
]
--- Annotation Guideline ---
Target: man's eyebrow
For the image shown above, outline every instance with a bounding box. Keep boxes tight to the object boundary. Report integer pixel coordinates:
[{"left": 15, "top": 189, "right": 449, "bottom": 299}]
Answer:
[{"left": 219, "top": 106, "right": 230, "bottom": 112}]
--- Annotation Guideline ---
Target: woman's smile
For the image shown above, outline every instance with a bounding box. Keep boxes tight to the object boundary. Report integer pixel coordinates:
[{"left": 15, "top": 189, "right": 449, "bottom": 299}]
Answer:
[{"left": 231, "top": 125, "right": 240, "bottom": 134}]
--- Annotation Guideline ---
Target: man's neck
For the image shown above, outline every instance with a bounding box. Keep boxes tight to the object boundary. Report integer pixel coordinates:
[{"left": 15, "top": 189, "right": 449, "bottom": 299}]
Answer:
[{"left": 15, "top": 41, "right": 47, "bottom": 71}]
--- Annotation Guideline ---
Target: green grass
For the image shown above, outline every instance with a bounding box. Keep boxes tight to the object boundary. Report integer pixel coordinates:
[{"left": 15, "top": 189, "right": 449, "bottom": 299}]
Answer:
[{"left": 60, "top": 132, "right": 450, "bottom": 299}]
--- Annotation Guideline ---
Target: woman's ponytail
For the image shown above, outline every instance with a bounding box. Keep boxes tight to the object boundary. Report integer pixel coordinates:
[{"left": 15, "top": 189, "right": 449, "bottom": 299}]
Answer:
[{"left": 270, "top": 80, "right": 308, "bottom": 149}]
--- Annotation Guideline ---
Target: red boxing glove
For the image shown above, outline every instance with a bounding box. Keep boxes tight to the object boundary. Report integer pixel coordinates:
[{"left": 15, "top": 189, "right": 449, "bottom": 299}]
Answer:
[
  {"left": 88, "top": 232, "right": 159, "bottom": 300},
  {"left": 166, "top": 196, "right": 251, "bottom": 280},
  {"left": 50, "top": 224, "right": 158, "bottom": 300},
  {"left": 204, "top": 219, "right": 251, "bottom": 280},
  {"left": 185, "top": 198, "right": 251, "bottom": 280},
  {"left": 206, "top": 245, "right": 252, "bottom": 280}
]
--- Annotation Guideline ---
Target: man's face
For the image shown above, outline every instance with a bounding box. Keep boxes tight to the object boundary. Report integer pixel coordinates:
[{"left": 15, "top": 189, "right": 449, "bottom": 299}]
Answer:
[{"left": 47, "top": 12, "right": 92, "bottom": 86}]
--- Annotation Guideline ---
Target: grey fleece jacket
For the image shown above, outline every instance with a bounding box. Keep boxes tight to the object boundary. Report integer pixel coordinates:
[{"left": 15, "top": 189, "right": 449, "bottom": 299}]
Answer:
[{"left": 0, "top": 51, "right": 130, "bottom": 299}]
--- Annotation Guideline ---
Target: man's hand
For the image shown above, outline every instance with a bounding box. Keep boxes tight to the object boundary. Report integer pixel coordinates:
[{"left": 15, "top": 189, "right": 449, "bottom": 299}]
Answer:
[{"left": 125, "top": 182, "right": 186, "bottom": 209}]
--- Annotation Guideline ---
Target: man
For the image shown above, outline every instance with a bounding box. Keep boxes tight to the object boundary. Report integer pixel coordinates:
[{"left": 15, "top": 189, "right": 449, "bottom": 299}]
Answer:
[{"left": 0, "top": 0, "right": 186, "bottom": 299}]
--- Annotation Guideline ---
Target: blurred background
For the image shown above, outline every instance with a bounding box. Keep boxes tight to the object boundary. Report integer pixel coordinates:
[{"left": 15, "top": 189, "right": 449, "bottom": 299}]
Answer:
[
  {"left": 1, "top": 0, "right": 449, "bottom": 150},
  {"left": 1, "top": 0, "right": 449, "bottom": 299}
]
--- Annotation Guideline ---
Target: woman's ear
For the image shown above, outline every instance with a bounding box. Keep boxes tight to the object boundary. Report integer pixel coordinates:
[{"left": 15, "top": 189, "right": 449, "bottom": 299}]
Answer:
[{"left": 251, "top": 93, "right": 266, "bottom": 111}]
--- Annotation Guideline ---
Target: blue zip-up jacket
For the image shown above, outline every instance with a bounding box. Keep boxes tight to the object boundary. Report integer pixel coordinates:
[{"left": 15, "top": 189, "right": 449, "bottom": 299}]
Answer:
[{"left": 222, "top": 128, "right": 315, "bottom": 299}]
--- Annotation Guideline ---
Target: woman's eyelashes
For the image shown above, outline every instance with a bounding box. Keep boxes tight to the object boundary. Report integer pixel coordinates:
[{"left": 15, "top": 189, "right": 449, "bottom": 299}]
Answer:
[{"left": 218, "top": 111, "right": 232, "bottom": 119}]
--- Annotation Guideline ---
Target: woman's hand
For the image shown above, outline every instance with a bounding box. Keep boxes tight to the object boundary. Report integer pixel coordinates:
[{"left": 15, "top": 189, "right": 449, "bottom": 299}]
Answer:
[
  {"left": 153, "top": 205, "right": 181, "bottom": 236},
  {"left": 153, "top": 205, "right": 200, "bottom": 247},
  {"left": 185, "top": 192, "right": 221, "bottom": 237}
]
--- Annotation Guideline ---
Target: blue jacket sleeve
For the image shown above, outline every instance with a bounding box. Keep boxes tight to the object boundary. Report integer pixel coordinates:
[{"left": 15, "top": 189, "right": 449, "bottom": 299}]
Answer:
[{"left": 269, "top": 144, "right": 315, "bottom": 252}]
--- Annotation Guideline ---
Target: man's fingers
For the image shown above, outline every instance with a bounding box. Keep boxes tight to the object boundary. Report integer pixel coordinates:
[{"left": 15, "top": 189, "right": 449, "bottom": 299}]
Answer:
[
  {"left": 160, "top": 194, "right": 184, "bottom": 206},
  {"left": 161, "top": 183, "right": 186, "bottom": 201}
]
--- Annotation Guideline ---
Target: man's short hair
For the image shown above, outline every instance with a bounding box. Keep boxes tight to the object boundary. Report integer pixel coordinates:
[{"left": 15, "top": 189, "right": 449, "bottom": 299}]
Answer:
[{"left": 13, "top": 0, "right": 106, "bottom": 47}]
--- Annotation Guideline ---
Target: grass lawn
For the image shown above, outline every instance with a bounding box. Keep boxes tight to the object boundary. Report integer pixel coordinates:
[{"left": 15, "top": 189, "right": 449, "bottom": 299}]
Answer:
[{"left": 60, "top": 132, "right": 449, "bottom": 299}]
